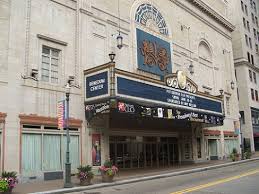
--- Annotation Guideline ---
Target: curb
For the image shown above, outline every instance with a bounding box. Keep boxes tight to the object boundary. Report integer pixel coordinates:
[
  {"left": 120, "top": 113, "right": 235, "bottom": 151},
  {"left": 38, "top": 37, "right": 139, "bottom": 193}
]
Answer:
[{"left": 30, "top": 157, "right": 259, "bottom": 194}]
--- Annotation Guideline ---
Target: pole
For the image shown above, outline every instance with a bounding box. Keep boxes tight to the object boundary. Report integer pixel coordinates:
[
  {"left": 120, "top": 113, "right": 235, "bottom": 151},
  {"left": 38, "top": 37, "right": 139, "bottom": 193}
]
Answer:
[{"left": 64, "top": 90, "right": 73, "bottom": 188}]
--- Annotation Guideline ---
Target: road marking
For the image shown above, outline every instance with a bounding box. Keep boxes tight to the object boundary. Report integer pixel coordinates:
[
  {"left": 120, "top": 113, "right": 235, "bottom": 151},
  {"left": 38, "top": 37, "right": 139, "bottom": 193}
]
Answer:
[{"left": 170, "top": 169, "right": 259, "bottom": 194}]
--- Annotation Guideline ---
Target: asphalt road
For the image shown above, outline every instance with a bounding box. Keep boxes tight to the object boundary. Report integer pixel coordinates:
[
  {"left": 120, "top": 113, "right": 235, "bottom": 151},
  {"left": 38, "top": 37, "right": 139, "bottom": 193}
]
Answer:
[{"left": 70, "top": 160, "right": 259, "bottom": 194}]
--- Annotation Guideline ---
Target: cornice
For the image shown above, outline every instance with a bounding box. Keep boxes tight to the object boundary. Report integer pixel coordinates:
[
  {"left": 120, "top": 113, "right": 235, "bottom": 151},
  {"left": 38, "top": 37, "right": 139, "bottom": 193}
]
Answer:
[
  {"left": 188, "top": 0, "right": 235, "bottom": 32},
  {"left": 171, "top": 0, "right": 234, "bottom": 32},
  {"left": 170, "top": 0, "right": 232, "bottom": 40},
  {"left": 235, "top": 60, "right": 259, "bottom": 73}
]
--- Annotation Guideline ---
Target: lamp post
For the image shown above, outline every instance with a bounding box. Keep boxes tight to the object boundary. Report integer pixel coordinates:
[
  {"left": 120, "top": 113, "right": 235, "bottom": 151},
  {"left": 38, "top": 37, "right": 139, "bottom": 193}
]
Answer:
[{"left": 64, "top": 83, "right": 73, "bottom": 188}]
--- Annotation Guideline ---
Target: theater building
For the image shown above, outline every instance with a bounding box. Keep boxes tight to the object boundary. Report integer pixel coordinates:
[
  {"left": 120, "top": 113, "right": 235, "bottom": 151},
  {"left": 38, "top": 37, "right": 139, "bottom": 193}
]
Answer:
[{"left": 0, "top": 0, "right": 240, "bottom": 181}]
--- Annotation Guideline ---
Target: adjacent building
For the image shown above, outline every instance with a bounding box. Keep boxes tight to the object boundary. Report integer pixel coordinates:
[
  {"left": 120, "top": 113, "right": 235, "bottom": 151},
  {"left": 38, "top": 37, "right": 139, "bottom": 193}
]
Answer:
[
  {"left": 229, "top": 0, "right": 259, "bottom": 152},
  {"left": 0, "top": 0, "right": 240, "bottom": 182}
]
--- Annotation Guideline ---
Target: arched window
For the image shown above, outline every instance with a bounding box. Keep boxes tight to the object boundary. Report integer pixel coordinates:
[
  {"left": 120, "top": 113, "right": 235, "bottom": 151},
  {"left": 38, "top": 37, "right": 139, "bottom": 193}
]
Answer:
[
  {"left": 135, "top": 3, "right": 169, "bottom": 36},
  {"left": 198, "top": 41, "right": 212, "bottom": 61}
]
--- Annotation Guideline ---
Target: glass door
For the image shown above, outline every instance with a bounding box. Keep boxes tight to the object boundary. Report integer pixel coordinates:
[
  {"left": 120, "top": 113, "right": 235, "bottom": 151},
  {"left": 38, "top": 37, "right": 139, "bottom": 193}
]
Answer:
[
  {"left": 208, "top": 139, "right": 218, "bottom": 160},
  {"left": 145, "top": 143, "right": 152, "bottom": 167}
]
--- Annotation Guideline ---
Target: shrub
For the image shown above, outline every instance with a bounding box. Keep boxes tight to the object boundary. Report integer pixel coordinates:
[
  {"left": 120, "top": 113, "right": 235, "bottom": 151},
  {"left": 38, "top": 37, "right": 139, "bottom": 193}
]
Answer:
[
  {"left": 0, "top": 180, "right": 8, "bottom": 192},
  {"left": 99, "top": 160, "right": 118, "bottom": 177},
  {"left": 1, "top": 171, "right": 18, "bottom": 191},
  {"left": 76, "top": 165, "right": 94, "bottom": 181}
]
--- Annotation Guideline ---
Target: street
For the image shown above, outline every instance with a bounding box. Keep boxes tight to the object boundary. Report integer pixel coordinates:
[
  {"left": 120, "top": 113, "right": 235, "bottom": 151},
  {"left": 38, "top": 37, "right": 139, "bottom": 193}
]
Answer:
[{"left": 69, "top": 160, "right": 259, "bottom": 194}]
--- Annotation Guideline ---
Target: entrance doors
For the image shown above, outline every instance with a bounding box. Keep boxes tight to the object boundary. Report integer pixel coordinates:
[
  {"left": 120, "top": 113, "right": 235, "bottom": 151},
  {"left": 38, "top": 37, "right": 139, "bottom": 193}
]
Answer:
[
  {"left": 145, "top": 143, "right": 157, "bottom": 167},
  {"left": 109, "top": 136, "right": 178, "bottom": 169},
  {"left": 208, "top": 139, "right": 218, "bottom": 160}
]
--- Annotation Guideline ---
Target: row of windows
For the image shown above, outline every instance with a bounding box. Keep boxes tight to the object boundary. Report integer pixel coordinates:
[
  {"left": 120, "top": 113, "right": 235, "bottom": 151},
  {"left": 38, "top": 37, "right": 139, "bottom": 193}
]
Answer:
[
  {"left": 243, "top": 16, "right": 258, "bottom": 32},
  {"left": 249, "top": 69, "right": 257, "bottom": 83},
  {"left": 245, "top": 34, "right": 254, "bottom": 49},
  {"left": 244, "top": 33, "right": 259, "bottom": 54},
  {"left": 22, "top": 133, "right": 80, "bottom": 173},
  {"left": 242, "top": 1, "right": 257, "bottom": 16},
  {"left": 251, "top": 88, "right": 259, "bottom": 101},
  {"left": 247, "top": 52, "right": 255, "bottom": 65}
]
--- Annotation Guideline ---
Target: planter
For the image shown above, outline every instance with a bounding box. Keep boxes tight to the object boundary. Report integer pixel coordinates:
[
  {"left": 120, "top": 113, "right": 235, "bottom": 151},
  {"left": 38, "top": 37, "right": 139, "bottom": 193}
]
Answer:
[
  {"left": 101, "top": 172, "right": 114, "bottom": 183},
  {"left": 79, "top": 177, "right": 92, "bottom": 186},
  {"left": 0, "top": 188, "right": 13, "bottom": 194}
]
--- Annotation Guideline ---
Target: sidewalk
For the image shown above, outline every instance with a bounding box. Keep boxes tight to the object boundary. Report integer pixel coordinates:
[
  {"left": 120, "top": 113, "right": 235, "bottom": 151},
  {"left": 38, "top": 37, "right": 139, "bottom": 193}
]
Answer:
[{"left": 13, "top": 153, "right": 259, "bottom": 194}]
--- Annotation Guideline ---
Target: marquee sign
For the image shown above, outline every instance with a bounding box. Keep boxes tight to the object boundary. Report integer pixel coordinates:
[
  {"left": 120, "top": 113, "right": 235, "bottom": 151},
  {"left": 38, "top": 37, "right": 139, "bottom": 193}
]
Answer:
[
  {"left": 115, "top": 100, "right": 223, "bottom": 125},
  {"left": 117, "top": 76, "right": 222, "bottom": 115},
  {"left": 85, "top": 71, "right": 108, "bottom": 99},
  {"left": 85, "top": 101, "right": 110, "bottom": 121},
  {"left": 137, "top": 28, "right": 172, "bottom": 77}
]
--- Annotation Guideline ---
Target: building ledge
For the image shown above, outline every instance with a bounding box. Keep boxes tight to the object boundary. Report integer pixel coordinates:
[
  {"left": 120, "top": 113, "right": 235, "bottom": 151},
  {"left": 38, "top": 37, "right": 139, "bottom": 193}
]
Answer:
[
  {"left": 203, "top": 129, "right": 221, "bottom": 136},
  {"left": 19, "top": 114, "right": 82, "bottom": 128}
]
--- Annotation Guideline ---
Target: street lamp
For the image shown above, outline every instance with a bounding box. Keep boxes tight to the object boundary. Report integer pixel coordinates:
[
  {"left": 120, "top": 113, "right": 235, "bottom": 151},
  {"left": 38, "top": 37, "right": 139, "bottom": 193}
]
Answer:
[
  {"left": 109, "top": 52, "right": 116, "bottom": 62},
  {"left": 219, "top": 89, "right": 224, "bottom": 96},
  {"left": 64, "top": 83, "right": 73, "bottom": 188},
  {"left": 188, "top": 62, "right": 194, "bottom": 75},
  {"left": 117, "top": 32, "right": 123, "bottom": 49}
]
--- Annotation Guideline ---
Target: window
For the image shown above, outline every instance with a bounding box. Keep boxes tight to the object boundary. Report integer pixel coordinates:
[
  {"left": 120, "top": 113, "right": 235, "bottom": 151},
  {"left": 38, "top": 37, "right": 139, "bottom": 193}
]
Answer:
[
  {"left": 251, "top": 54, "right": 254, "bottom": 64},
  {"left": 249, "top": 69, "right": 253, "bottom": 81},
  {"left": 240, "top": 111, "right": 245, "bottom": 124},
  {"left": 252, "top": 111, "right": 256, "bottom": 124},
  {"left": 247, "top": 21, "right": 250, "bottom": 31},
  {"left": 249, "top": 37, "right": 252, "bottom": 48},
  {"left": 251, "top": 0, "right": 253, "bottom": 8},
  {"left": 241, "top": 1, "right": 244, "bottom": 11},
  {"left": 243, "top": 18, "right": 246, "bottom": 28},
  {"left": 254, "top": 28, "right": 257, "bottom": 38},
  {"left": 256, "top": 16, "right": 258, "bottom": 26},
  {"left": 252, "top": 13, "right": 255, "bottom": 23},
  {"left": 251, "top": 88, "right": 255, "bottom": 100},
  {"left": 135, "top": 3, "right": 168, "bottom": 36},
  {"left": 245, "top": 34, "right": 249, "bottom": 46},
  {"left": 247, "top": 52, "right": 251, "bottom": 62},
  {"left": 22, "top": 125, "right": 80, "bottom": 174},
  {"left": 245, "top": 5, "right": 248, "bottom": 15},
  {"left": 41, "top": 46, "right": 59, "bottom": 84},
  {"left": 253, "top": 2, "right": 257, "bottom": 12},
  {"left": 255, "top": 90, "right": 258, "bottom": 101},
  {"left": 253, "top": 72, "right": 257, "bottom": 83},
  {"left": 256, "top": 44, "right": 258, "bottom": 53}
]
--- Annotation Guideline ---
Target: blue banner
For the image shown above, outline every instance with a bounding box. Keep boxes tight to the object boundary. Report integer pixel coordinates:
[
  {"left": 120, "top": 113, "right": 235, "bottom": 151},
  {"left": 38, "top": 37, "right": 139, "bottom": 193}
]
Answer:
[
  {"left": 137, "top": 28, "right": 172, "bottom": 77},
  {"left": 117, "top": 77, "right": 222, "bottom": 114},
  {"left": 85, "top": 72, "right": 108, "bottom": 98}
]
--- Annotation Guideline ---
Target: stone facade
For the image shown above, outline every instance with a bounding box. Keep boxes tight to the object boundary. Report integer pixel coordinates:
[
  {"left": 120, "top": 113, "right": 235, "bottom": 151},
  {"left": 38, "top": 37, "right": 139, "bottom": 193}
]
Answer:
[
  {"left": 229, "top": 0, "right": 259, "bottom": 152},
  {"left": 0, "top": 0, "right": 239, "bottom": 181}
]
